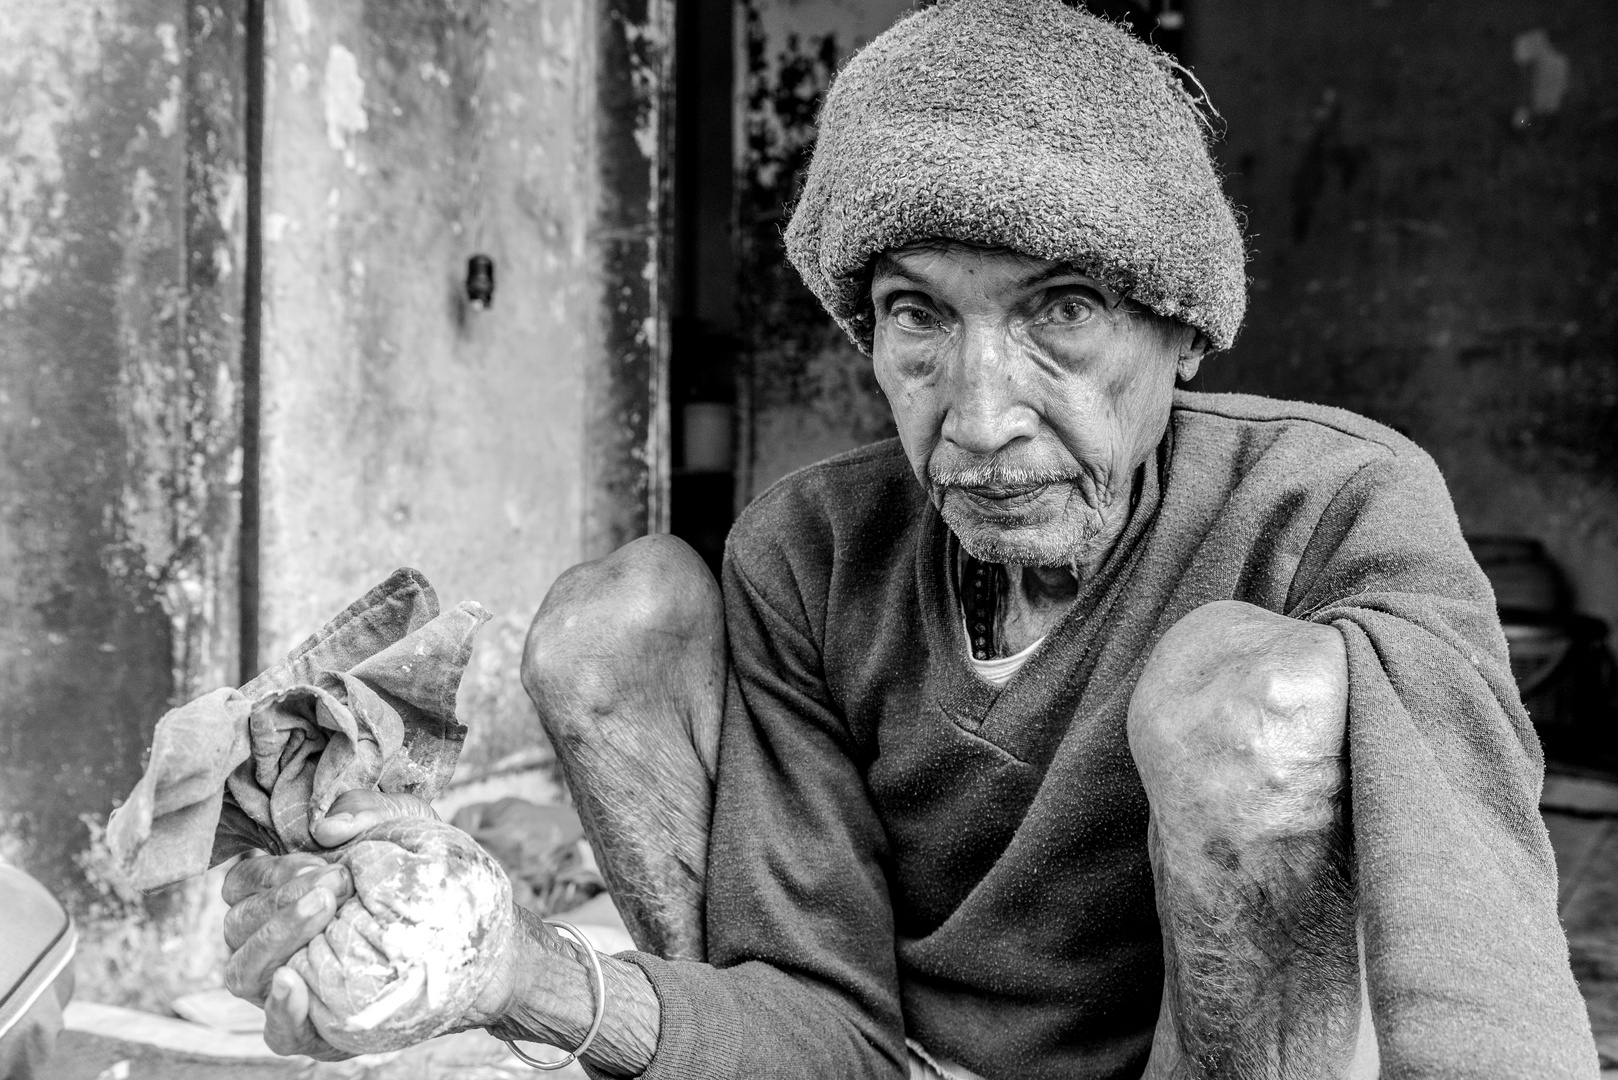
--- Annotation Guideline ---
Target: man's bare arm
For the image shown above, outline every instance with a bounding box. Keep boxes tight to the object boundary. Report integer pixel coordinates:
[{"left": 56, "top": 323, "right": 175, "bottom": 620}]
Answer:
[{"left": 1128, "top": 600, "right": 1372, "bottom": 1080}]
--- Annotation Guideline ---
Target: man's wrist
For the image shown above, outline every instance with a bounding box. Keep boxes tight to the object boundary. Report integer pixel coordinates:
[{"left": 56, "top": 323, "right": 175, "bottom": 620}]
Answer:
[
  {"left": 484, "top": 906, "right": 661, "bottom": 1078},
  {"left": 484, "top": 906, "right": 582, "bottom": 1045}
]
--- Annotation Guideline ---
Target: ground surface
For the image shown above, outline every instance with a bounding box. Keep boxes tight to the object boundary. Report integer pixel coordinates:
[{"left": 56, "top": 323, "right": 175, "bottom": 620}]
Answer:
[{"left": 39, "top": 1028, "right": 586, "bottom": 1080}]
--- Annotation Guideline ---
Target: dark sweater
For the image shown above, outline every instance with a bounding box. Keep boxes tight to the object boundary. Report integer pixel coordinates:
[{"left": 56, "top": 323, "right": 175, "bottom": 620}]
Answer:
[{"left": 624, "top": 392, "right": 1595, "bottom": 1079}]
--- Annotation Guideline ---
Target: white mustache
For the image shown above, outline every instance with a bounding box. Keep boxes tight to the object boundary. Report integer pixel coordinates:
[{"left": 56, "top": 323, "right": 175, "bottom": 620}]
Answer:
[{"left": 927, "top": 460, "right": 1082, "bottom": 490}]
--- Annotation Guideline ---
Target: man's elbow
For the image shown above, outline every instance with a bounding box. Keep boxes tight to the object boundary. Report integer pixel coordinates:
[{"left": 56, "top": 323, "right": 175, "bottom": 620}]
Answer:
[{"left": 1128, "top": 599, "right": 1350, "bottom": 796}]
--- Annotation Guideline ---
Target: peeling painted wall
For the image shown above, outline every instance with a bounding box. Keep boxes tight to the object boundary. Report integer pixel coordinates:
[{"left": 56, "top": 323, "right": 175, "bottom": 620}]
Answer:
[
  {"left": 1190, "top": 0, "right": 1618, "bottom": 630},
  {"left": 0, "top": 0, "right": 245, "bottom": 898},
  {"left": 257, "top": 0, "right": 672, "bottom": 771}
]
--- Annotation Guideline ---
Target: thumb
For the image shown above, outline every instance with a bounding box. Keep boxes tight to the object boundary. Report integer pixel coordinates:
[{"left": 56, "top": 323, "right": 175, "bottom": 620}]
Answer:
[{"left": 309, "top": 790, "right": 438, "bottom": 848}]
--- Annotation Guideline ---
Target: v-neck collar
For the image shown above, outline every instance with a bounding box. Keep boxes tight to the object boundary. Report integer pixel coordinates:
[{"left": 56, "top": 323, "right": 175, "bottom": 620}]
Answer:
[{"left": 915, "top": 434, "right": 1172, "bottom": 765}]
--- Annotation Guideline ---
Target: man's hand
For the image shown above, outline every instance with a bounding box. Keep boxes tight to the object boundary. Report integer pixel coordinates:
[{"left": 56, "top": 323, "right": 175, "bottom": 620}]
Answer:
[
  {"left": 222, "top": 852, "right": 349, "bottom": 1007},
  {"left": 307, "top": 789, "right": 442, "bottom": 849},
  {"left": 222, "top": 788, "right": 659, "bottom": 1071},
  {"left": 221, "top": 790, "right": 446, "bottom": 1059},
  {"left": 221, "top": 848, "right": 353, "bottom": 1059}
]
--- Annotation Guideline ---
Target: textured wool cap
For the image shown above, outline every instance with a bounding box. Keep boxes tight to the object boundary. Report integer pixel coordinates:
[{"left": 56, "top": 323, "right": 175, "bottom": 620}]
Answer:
[{"left": 784, "top": 0, "right": 1248, "bottom": 352}]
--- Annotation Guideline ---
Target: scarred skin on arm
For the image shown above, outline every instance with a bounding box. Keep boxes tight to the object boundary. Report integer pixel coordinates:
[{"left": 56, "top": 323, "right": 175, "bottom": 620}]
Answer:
[{"left": 1130, "top": 600, "right": 1374, "bottom": 1080}]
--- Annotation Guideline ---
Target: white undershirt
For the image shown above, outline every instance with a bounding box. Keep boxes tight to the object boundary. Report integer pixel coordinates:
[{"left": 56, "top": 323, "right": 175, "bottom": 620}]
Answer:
[{"left": 963, "top": 620, "right": 1046, "bottom": 687}]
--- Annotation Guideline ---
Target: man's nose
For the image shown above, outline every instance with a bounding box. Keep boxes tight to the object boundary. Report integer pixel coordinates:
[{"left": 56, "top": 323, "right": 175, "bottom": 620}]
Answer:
[{"left": 940, "top": 329, "right": 1038, "bottom": 456}]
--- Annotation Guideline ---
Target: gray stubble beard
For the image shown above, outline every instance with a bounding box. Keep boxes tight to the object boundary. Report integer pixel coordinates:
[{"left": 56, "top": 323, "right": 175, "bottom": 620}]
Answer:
[{"left": 937, "top": 479, "right": 1125, "bottom": 577}]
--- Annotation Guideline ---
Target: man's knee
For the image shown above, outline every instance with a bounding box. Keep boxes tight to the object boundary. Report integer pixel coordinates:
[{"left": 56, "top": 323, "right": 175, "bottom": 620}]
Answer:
[
  {"left": 1128, "top": 600, "right": 1349, "bottom": 831},
  {"left": 522, "top": 534, "right": 726, "bottom": 780},
  {"left": 522, "top": 535, "right": 722, "bottom": 709}
]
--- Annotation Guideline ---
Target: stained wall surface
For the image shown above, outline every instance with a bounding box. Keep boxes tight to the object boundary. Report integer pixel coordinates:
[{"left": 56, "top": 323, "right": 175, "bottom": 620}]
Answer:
[
  {"left": 258, "top": 0, "right": 671, "bottom": 772},
  {"left": 0, "top": 0, "right": 245, "bottom": 897},
  {"left": 1190, "top": 0, "right": 1618, "bottom": 630}
]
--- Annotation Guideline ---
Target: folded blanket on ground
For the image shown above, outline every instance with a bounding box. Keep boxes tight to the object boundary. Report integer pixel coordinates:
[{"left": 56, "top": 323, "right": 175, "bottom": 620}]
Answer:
[{"left": 106, "top": 568, "right": 490, "bottom": 891}]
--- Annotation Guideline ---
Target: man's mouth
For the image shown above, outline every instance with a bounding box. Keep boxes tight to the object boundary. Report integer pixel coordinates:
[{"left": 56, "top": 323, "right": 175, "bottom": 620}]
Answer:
[{"left": 952, "top": 483, "right": 1056, "bottom": 511}]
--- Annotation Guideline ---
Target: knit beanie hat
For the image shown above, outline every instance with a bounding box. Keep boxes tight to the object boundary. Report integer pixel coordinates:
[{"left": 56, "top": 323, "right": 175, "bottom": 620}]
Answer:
[{"left": 784, "top": 0, "right": 1248, "bottom": 352}]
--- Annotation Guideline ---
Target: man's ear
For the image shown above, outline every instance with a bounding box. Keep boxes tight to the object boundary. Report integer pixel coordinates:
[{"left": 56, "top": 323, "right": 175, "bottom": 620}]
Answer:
[{"left": 1176, "top": 331, "right": 1210, "bottom": 382}]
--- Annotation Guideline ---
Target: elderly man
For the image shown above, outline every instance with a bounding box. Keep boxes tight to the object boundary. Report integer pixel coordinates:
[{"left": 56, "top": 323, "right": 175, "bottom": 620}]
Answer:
[{"left": 221, "top": 1, "right": 1595, "bottom": 1076}]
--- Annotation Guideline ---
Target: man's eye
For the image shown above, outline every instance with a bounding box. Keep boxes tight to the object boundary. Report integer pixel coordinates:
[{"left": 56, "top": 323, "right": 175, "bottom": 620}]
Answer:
[
  {"left": 1040, "top": 294, "right": 1096, "bottom": 326},
  {"left": 892, "top": 306, "right": 940, "bottom": 331}
]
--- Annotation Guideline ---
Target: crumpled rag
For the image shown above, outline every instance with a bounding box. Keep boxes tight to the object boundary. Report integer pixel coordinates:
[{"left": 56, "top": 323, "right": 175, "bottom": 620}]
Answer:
[{"left": 106, "top": 568, "right": 490, "bottom": 890}]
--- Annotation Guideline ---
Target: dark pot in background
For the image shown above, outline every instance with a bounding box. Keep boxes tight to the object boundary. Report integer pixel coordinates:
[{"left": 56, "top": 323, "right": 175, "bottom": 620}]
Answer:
[{"left": 1470, "top": 536, "right": 1618, "bottom": 774}]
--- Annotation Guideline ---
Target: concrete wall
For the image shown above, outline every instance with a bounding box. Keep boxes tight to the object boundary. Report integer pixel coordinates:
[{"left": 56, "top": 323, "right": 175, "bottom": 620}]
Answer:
[
  {"left": 1190, "top": 0, "right": 1618, "bottom": 630},
  {"left": 0, "top": 0, "right": 247, "bottom": 1009},
  {"left": 0, "top": 0, "right": 246, "bottom": 895},
  {"left": 257, "top": 0, "right": 672, "bottom": 772}
]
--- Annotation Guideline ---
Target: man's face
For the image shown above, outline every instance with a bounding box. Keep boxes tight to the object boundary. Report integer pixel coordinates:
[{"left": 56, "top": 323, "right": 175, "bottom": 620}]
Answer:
[{"left": 870, "top": 241, "right": 1202, "bottom": 570}]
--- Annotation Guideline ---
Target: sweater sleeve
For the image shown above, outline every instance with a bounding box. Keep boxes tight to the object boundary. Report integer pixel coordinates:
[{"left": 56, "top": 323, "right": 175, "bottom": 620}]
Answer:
[
  {"left": 1287, "top": 447, "right": 1597, "bottom": 1078},
  {"left": 617, "top": 529, "right": 909, "bottom": 1079}
]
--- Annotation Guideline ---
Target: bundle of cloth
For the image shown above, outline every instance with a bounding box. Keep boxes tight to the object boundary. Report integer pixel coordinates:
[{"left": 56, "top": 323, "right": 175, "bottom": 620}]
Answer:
[
  {"left": 106, "top": 569, "right": 514, "bottom": 1053},
  {"left": 108, "top": 568, "right": 488, "bottom": 884}
]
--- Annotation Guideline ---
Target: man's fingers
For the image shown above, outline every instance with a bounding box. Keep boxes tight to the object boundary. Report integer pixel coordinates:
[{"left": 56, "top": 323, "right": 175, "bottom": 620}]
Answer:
[
  {"left": 224, "top": 875, "right": 342, "bottom": 1005},
  {"left": 310, "top": 790, "right": 437, "bottom": 848},
  {"left": 223, "top": 865, "right": 352, "bottom": 951},
  {"left": 263, "top": 968, "right": 351, "bottom": 1062},
  {"left": 326, "top": 788, "right": 438, "bottom": 820},
  {"left": 221, "top": 852, "right": 330, "bottom": 906}
]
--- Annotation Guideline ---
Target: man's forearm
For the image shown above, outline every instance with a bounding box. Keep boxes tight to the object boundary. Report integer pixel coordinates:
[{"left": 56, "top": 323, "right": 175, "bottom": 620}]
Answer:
[
  {"left": 489, "top": 907, "right": 661, "bottom": 1077},
  {"left": 1130, "top": 602, "right": 1365, "bottom": 1078}
]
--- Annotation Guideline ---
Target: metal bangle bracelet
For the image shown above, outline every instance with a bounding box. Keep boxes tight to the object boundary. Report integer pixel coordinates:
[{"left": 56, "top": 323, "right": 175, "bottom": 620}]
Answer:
[{"left": 504, "top": 919, "right": 607, "bottom": 1071}]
